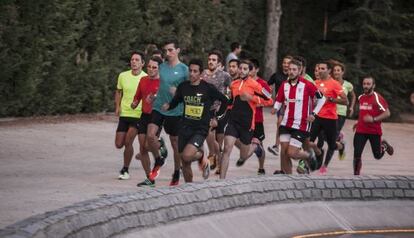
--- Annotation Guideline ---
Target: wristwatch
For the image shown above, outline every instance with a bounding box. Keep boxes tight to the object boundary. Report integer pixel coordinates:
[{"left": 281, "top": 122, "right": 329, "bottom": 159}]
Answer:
[{"left": 328, "top": 97, "right": 334, "bottom": 102}]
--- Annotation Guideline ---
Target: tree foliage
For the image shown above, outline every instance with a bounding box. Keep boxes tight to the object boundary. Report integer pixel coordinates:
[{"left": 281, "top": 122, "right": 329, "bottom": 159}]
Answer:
[{"left": 0, "top": 0, "right": 412, "bottom": 117}]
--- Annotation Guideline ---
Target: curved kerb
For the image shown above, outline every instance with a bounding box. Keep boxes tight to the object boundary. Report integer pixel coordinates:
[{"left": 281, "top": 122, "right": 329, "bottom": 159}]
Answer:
[{"left": 1, "top": 175, "right": 413, "bottom": 238}]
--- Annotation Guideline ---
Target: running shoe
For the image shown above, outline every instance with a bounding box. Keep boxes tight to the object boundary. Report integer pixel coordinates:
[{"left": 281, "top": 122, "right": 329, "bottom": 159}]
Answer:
[
  {"left": 257, "top": 168, "right": 266, "bottom": 175},
  {"left": 381, "top": 140, "right": 394, "bottom": 156},
  {"left": 307, "top": 149, "right": 318, "bottom": 172},
  {"left": 199, "top": 156, "right": 210, "bottom": 180},
  {"left": 118, "top": 168, "right": 130, "bottom": 180},
  {"left": 158, "top": 137, "right": 168, "bottom": 159},
  {"left": 215, "top": 166, "right": 221, "bottom": 175},
  {"left": 316, "top": 149, "right": 325, "bottom": 170},
  {"left": 338, "top": 141, "right": 346, "bottom": 161},
  {"left": 319, "top": 165, "right": 327, "bottom": 175},
  {"left": 273, "top": 170, "right": 285, "bottom": 175},
  {"left": 254, "top": 143, "right": 264, "bottom": 158},
  {"left": 137, "top": 178, "right": 155, "bottom": 187},
  {"left": 297, "top": 160, "right": 310, "bottom": 174},
  {"left": 169, "top": 170, "right": 180, "bottom": 186},
  {"left": 236, "top": 158, "right": 246, "bottom": 167},
  {"left": 148, "top": 157, "right": 166, "bottom": 181},
  {"left": 208, "top": 155, "right": 217, "bottom": 170},
  {"left": 267, "top": 144, "right": 279, "bottom": 156}
]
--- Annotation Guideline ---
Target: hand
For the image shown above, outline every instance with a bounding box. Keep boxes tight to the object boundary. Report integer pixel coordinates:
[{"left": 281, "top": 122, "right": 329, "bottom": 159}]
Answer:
[
  {"left": 161, "top": 103, "right": 170, "bottom": 111},
  {"left": 145, "top": 94, "right": 156, "bottom": 103},
  {"left": 131, "top": 101, "right": 138, "bottom": 109},
  {"left": 240, "top": 92, "right": 253, "bottom": 101},
  {"left": 169, "top": 86, "right": 177, "bottom": 96},
  {"left": 210, "top": 118, "right": 218, "bottom": 128},
  {"left": 115, "top": 107, "right": 120, "bottom": 116},
  {"left": 307, "top": 114, "right": 315, "bottom": 122},
  {"left": 271, "top": 108, "right": 276, "bottom": 115},
  {"left": 348, "top": 108, "right": 354, "bottom": 117},
  {"left": 353, "top": 123, "right": 357, "bottom": 131},
  {"left": 363, "top": 115, "right": 374, "bottom": 123}
]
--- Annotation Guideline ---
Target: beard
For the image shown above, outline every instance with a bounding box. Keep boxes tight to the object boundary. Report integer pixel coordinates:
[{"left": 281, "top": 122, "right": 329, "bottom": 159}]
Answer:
[
  {"left": 288, "top": 74, "right": 298, "bottom": 81},
  {"left": 363, "top": 86, "right": 374, "bottom": 94}
]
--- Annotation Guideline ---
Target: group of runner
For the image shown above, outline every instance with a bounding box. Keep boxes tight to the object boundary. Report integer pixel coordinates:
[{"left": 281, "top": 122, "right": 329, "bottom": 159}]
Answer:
[{"left": 114, "top": 40, "right": 394, "bottom": 187}]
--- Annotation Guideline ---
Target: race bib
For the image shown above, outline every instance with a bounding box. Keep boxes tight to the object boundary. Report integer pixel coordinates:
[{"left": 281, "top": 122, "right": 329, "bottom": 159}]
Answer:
[{"left": 184, "top": 105, "right": 204, "bottom": 120}]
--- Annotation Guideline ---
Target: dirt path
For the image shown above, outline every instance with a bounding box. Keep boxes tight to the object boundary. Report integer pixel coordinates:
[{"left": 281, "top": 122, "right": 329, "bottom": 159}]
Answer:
[{"left": 1, "top": 112, "right": 413, "bottom": 228}]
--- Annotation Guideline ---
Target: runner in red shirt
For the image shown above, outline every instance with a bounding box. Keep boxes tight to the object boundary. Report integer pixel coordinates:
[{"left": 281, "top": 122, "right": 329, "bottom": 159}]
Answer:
[
  {"left": 353, "top": 76, "right": 394, "bottom": 175},
  {"left": 272, "top": 59, "right": 326, "bottom": 174},
  {"left": 131, "top": 56, "right": 163, "bottom": 187}
]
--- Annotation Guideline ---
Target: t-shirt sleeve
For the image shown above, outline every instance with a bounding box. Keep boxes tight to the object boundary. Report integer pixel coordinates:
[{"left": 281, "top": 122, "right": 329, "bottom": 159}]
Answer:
[
  {"left": 348, "top": 81, "right": 354, "bottom": 92},
  {"left": 377, "top": 94, "right": 389, "bottom": 111},
  {"left": 334, "top": 80, "right": 344, "bottom": 96},
  {"left": 275, "top": 82, "right": 285, "bottom": 103},
  {"left": 133, "top": 80, "right": 143, "bottom": 103}
]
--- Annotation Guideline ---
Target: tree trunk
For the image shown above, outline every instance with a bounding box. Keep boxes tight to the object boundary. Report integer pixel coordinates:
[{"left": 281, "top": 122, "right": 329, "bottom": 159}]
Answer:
[
  {"left": 263, "top": 0, "right": 282, "bottom": 80},
  {"left": 355, "top": 0, "right": 371, "bottom": 69}
]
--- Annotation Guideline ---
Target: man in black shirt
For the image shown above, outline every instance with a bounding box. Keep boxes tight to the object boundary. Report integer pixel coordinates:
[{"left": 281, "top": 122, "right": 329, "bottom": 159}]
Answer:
[
  {"left": 162, "top": 59, "right": 228, "bottom": 183},
  {"left": 267, "top": 55, "right": 293, "bottom": 159}
]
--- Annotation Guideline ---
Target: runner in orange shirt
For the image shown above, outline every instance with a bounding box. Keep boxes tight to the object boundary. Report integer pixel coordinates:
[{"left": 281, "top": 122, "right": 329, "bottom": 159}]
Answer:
[{"left": 307, "top": 60, "right": 348, "bottom": 175}]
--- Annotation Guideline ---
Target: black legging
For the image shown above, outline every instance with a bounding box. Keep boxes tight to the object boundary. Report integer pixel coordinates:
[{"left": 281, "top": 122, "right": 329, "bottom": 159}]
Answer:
[
  {"left": 310, "top": 116, "right": 338, "bottom": 167},
  {"left": 316, "top": 116, "right": 346, "bottom": 167},
  {"left": 353, "top": 132, "right": 385, "bottom": 175}
]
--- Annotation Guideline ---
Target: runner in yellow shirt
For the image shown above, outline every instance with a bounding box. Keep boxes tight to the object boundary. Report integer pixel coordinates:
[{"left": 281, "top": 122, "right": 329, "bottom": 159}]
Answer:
[{"left": 114, "top": 51, "right": 147, "bottom": 180}]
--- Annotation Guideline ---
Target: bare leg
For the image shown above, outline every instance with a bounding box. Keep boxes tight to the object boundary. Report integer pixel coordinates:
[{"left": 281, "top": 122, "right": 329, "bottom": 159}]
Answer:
[
  {"left": 138, "top": 134, "right": 151, "bottom": 176},
  {"left": 122, "top": 127, "right": 137, "bottom": 168},
  {"left": 146, "top": 123, "right": 161, "bottom": 158},
  {"left": 220, "top": 136, "right": 237, "bottom": 179},
  {"left": 181, "top": 144, "right": 203, "bottom": 183},
  {"left": 280, "top": 142, "right": 292, "bottom": 174},
  {"left": 169, "top": 135, "right": 181, "bottom": 171}
]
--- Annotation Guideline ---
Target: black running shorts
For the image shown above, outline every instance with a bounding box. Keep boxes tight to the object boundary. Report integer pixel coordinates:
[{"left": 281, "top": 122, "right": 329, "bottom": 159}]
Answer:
[
  {"left": 224, "top": 122, "right": 254, "bottom": 145},
  {"left": 150, "top": 110, "right": 181, "bottom": 136},
  {"left": 116, "top": 117, "right": 139, "bottom": 132}
]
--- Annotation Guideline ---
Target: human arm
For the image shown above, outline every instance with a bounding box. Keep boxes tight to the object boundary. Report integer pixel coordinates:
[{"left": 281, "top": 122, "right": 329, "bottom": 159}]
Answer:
[
  {"left": 115, "top": 90, "right": 122, "bottom": 116},
  {"left": 363, "top": 108, "right": 390, "bottom": 123},
  {"left": 165, "top": 83, "right": 184, "bottom": 110},
  {"left": 131, "top": 82, "right": 143, "bottom": 109},
  {"left": 348, "top": 89, "right": 356, "bottom": 117},
  {"left": 327, "top": 91, "right": 348, "bottom": 105}
]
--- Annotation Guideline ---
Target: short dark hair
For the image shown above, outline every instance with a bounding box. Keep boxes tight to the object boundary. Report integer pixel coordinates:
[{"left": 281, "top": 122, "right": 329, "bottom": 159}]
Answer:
[
  {"left": 163, "top": 39, "right": 179, "bottom": 49},
  {"left": 228, "top": 58, "right": 240, "bottom": 66},
  {"left": 152, "top": 49, "right": 162, "bottom": 56},
  {"left": 289, "top": 59, "right": 302, "bottom": 68},
  {"left": 249, "top": 58, "right": 260, "bottom": 69},
  {"left": 362, "top": 75, "right": 375, "bottom": 84},
  {"left": 318, "top": 60, "right": 333, "bottom": 70},
  {"left": 131, "top": 51, "right": 145, "bottom": 61},
  {"left": 240, "top": 59, "right": 253, "bottom": 71},
  {"left": 189, "top": 58, "right": 203, "bottom": 72},
  {"left": 208, "top": 50, "right": 223, "bottom": 63},
  {"left": 230, "top": 42, "right": 241, "bottom": 51},
  {"left": 294, "top": 55, "right": 307, "bottom": 67},
  {"left": 149, "top": 56, "right": 163, "bottom": 66}
]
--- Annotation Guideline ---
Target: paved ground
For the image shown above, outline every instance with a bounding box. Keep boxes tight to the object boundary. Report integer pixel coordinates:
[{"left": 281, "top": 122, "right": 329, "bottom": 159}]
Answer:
[{"left": 0, "top": 109, "right": 413, "bottom": 228}]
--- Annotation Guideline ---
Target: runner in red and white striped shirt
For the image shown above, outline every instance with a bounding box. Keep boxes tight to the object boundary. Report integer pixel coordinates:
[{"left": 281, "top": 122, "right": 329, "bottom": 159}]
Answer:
[{"left": 271, "top": 59, "right": 325, "bottom": 174}]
